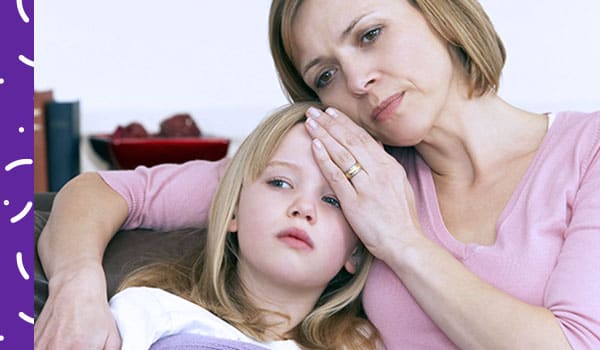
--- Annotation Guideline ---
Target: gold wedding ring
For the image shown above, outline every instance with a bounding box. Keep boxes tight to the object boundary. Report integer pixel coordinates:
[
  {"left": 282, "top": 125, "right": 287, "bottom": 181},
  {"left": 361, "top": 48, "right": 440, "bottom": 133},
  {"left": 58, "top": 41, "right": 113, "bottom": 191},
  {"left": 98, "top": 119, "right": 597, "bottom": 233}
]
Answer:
[{"left": 344, "top": 162, "right": 363, "bottom": 180}]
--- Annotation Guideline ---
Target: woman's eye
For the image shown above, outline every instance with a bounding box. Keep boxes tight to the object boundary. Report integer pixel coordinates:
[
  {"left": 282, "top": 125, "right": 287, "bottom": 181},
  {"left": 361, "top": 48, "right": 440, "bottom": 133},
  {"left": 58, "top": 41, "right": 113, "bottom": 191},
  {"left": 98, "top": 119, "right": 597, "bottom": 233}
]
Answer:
[
  {"left": 268, "top": 179, "right": 292, "bottom": 189},
  {"left": 361, "top": 27, "right": 381, "bottom": 44},
  {"left": 322, "top": 196, "right": 341, "bottom": 209},
  {"left": 315, "top": 68, "right": 336, "bottom": 89}
]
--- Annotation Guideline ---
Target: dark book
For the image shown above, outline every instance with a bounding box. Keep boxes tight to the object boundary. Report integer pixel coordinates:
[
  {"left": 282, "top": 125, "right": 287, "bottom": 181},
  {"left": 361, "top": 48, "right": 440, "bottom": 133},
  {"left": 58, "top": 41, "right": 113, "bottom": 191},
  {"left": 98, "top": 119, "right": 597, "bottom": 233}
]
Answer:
[
  {"left": 45, "top": 101, "right": 80, "bottom": 192},
  {"left": 34, "top": 90, "right": 54, "bottom": 192}
]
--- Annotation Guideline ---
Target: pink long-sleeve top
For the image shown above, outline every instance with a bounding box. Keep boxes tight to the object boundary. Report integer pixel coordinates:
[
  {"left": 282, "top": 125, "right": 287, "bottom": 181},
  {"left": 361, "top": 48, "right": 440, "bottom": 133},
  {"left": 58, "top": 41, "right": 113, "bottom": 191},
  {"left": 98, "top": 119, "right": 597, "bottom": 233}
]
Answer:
[{"left": 99, "top": 111, "right": 600, "bottom": 349}]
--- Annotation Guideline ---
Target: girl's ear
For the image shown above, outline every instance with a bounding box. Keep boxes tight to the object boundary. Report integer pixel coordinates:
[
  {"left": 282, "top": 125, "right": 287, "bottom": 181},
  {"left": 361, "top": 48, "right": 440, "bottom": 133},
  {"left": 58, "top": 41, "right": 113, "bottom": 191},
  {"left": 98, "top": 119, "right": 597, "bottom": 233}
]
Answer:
[
  {"left": 344, "top": 259, "right": 356, "bottom": 274},
  {"left": 344, "top": 247, "right": 361, "bottom": 274},
  {"left": 227, "top": 210, "right": 238, "bottom": 233}
]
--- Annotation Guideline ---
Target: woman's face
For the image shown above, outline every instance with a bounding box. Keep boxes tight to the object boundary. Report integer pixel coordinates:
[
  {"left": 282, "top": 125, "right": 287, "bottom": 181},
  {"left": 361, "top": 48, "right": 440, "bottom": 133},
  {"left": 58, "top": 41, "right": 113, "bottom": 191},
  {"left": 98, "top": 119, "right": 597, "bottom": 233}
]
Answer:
[
  {"left": 231, "top": 124, "right": 358, "bottom": 295},
  {"left": 291, "top": 0, "right": 462, "bottom": 146}
]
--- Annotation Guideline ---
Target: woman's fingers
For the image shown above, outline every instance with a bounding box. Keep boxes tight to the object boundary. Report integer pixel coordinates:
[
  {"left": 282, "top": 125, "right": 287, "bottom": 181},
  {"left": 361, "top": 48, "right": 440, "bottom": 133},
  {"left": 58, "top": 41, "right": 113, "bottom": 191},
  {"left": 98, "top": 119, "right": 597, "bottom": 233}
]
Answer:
[
  {"left": 34, "top": 265, "right": 122, "bottom": 350},
  {"left": 310, "top": 138, "right": 359, "bottom": 201},
  {"left": 305, "top": 107, "right": 385, "bottom": 193},
  {"left": 303, "top": 105, "right": 422, "bottom": 259},
  {"left": 305, "top": 107, "right": 380, "bottom": 170}
]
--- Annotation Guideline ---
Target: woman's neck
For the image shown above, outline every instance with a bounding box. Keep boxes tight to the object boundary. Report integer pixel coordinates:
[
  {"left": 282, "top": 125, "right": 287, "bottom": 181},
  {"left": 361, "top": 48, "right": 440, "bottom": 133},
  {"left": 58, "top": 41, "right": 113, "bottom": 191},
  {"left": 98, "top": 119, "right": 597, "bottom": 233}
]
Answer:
[{"left": 415, "top": 93, "right": 548, "bottom": 186}]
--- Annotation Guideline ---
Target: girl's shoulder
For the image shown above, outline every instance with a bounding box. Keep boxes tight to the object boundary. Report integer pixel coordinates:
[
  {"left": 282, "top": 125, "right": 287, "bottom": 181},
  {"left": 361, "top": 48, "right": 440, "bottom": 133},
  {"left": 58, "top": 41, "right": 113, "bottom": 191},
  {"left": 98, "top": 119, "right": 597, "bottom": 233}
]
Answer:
[{"left": 111, "top": 287, "right": 302, "bottom": 350}]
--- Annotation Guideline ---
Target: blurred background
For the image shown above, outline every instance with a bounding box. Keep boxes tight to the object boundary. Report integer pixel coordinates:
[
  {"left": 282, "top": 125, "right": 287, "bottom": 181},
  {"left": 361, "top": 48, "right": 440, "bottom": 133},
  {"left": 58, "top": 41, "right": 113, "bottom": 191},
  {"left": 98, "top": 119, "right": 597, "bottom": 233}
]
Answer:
[{"left": 35, "top": 0, "right": 600, "bottom": 174}]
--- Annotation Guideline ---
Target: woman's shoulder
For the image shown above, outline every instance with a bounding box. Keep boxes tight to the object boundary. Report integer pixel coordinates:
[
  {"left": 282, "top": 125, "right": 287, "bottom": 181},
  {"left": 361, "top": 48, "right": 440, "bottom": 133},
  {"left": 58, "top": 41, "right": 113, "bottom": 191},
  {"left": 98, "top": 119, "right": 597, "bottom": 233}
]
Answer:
[
  {"left": 554, "top": 110, "right": 600, "bottom": 128},
  {"left": 550, "top": 110, "right": 600, "bottom": 145},
  {"left": 541, "top": 110, "right": 600, "bottom": 173}
]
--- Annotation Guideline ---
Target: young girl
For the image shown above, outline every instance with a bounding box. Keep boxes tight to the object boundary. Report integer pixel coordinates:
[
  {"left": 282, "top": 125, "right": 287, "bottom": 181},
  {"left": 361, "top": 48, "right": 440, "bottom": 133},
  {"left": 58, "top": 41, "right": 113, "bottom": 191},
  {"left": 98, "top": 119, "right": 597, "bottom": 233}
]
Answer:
[{"left": 108, "top": 102, "right": 380, "bottom": 350}]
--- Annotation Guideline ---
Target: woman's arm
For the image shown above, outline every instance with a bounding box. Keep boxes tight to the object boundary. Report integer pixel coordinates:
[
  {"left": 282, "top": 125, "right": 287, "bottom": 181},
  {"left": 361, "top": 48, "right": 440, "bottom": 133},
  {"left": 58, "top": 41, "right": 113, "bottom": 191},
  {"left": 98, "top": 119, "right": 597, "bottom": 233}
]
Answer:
[
  {"left": 34, "top": 158, "right": 229, "bottom": 349},
  {"left": 35, "top": 172, "right": 127, "bottom": 349},
  {"left": 395, "top": 136, "right": 600, "bottom": 349},
  {"left": 387, "top": 239, "right": 572, "bottom": 349},
  {"left": 305, "top": 108, "right": 587, "bottom": 349}
]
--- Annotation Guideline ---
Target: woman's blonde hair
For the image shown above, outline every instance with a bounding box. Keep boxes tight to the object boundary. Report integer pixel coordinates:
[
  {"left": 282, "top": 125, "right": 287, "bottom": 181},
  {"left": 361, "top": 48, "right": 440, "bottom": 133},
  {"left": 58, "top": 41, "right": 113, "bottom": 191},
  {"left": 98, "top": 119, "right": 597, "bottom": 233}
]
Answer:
[
  {"left": 269, "top": 0, "right": 506, "bottom": 101},
  {"left": 120, "top": 102, "right": 378, "bottom": 349}
]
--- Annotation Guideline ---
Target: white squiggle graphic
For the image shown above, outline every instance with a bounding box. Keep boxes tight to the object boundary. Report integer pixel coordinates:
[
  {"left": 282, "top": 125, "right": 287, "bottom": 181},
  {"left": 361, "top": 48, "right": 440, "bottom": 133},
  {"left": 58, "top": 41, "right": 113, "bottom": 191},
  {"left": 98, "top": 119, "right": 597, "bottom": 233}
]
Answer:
[
  {"left": 16, "top": 252, "right": 29, "bottom": 280},
  {"left": 17, "top": 0, "right": 30, "bottom": 23},
  {"left": 18, "top": 54, "right": 34, "bottom": 67},
  {"left": 10, "top": 201, "right": 32, "bottom": 224},
  {"left": 4, "top": 158, "right": 32, "bottom": 171},
  {"left": 18, "top": 312, "right": 34, "bottom": 325}
]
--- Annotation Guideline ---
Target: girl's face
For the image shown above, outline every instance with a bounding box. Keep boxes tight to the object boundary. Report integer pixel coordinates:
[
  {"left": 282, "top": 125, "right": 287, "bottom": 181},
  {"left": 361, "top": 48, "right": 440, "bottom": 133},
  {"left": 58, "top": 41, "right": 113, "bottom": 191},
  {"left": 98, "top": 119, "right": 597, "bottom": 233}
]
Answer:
[
  {"left": 231, "top": 124, "right": 358, "bottom": 295},
  {"left": 291, "top": 0, "right": 462, "bottom": 146}
]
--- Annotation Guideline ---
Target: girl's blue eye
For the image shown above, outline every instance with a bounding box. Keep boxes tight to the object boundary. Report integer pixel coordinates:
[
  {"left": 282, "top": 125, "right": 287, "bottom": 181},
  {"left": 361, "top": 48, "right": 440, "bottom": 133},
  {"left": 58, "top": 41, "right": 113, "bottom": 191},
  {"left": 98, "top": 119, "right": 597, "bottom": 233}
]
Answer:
[
  {"left": 322, "top": 196, "right": 341, "bottom": 209},
  {"left": 315, "top": 68, "right": 336, "bottom": 89},
  {"left": 268, "top": 179, "right": 292, "bottom": 189},
  {"left": 361, "top": 27, "right": 381, "bottom": 44}
]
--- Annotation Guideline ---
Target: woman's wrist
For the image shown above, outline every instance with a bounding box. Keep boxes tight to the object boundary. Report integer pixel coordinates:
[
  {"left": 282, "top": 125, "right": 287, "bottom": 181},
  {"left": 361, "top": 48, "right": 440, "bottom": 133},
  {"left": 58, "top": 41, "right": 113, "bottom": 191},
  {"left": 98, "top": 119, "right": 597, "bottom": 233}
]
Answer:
[
  {"left": 47, "top": 259, "right": 108, "bottom": 298},
  {"left": 381, "top": 232, "right": 439, "bottom": 277}
]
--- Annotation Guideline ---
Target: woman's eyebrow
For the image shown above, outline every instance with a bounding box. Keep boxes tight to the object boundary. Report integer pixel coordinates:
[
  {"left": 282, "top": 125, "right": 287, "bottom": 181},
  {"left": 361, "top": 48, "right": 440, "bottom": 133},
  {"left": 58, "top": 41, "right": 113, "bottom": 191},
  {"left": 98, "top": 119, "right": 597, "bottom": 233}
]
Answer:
[
  {"left": 301, "top": 11, "right": 375, "bottom": 77},
  {"left": 341, "top": 12, "right": 374, "bottom": 41},
  {"left": 302, "top": 57, "right": 323, "bottom": 77}
]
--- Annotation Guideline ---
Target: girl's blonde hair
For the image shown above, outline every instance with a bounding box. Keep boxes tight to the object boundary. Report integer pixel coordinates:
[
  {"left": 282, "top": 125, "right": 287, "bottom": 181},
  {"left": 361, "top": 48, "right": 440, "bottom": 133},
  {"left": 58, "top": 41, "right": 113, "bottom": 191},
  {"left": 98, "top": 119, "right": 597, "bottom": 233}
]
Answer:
[
  {"left": 269, "top": 0, "right": 506, "bottom": 101},
  {"left": 120, "top": 102, "right": 378, "bottom": 349}
]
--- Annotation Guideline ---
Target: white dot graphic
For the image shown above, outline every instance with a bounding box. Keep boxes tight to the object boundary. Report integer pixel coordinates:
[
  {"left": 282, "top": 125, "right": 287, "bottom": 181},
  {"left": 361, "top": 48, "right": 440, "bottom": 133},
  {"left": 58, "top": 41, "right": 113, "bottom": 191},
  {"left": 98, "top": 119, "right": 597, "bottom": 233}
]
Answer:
[
  {"left": 16, "top": 252, "right": 29, "bottom": 280},
  {"left": 10, "top": 201, "right": 32, "bottom": 224},
  {"left": 17, "top": 0, "right": 30, "bottom": 23},
  {"left": 0, "top": 78, "right": 5, "bottom": 84},
  {"left": 0, "top": 334, "right": 4, "bottom": 341},
  {"left": 19, "top": 312, "right": 34, "bottom": 325},
  {"left": 18, "top": 54, "right": 34, "bottom": 68},
  {"left": 3, "top": 200, "right": 8, "bottom": 206}
]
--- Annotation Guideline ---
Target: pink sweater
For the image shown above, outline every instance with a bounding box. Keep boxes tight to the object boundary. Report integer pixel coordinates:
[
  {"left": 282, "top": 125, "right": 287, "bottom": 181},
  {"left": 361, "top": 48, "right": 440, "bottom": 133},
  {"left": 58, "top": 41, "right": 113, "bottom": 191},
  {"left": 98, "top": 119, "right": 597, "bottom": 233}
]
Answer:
[{"left": 99, "top": 111, "right": 600, "bottom": 349}]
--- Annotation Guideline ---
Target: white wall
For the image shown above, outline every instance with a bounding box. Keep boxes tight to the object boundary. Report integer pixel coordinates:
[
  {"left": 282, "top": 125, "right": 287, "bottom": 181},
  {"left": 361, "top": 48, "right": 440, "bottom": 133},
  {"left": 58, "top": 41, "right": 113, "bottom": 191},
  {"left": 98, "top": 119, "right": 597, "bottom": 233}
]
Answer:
[{"left": 35, "top": 1, "right": 600, "bottom": 172}]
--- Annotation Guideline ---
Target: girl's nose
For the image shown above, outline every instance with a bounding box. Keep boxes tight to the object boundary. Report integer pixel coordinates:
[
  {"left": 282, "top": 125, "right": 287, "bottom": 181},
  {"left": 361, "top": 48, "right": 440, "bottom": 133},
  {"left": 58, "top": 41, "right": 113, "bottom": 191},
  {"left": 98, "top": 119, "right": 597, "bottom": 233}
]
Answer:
[{"left": 288, "top": 197, "right": 317, "bottom": 223}]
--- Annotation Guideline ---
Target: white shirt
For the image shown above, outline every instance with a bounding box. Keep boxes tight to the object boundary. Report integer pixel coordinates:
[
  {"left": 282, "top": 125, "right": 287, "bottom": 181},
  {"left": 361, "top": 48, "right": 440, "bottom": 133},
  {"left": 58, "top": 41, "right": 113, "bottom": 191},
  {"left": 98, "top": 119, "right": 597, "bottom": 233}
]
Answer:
[{"left": 110, "top": 287, "right": 300, "bottom": 350}]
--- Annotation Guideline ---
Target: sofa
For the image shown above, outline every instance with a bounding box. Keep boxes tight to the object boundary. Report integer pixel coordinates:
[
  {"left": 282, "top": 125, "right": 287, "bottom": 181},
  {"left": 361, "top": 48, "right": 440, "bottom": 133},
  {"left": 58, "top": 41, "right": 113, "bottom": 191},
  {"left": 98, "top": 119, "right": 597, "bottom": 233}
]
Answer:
[{"left": 34, "top": 192, "right": 206, "bottom": 320}]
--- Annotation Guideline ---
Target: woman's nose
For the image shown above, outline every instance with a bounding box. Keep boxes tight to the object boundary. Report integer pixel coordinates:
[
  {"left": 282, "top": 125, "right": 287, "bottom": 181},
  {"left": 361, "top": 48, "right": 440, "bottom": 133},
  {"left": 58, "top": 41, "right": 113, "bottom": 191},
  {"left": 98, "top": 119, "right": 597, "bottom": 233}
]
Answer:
[{"left": 343, "top": 60, "right": 377, "bottom": 96}]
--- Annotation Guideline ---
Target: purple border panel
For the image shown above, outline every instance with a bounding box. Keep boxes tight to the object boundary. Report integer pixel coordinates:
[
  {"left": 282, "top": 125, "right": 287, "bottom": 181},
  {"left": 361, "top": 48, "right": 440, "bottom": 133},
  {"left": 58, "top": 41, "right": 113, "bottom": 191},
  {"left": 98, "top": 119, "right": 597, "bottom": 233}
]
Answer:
[{"left": 0, "top": 0, "right": 34, "bottom": 348}]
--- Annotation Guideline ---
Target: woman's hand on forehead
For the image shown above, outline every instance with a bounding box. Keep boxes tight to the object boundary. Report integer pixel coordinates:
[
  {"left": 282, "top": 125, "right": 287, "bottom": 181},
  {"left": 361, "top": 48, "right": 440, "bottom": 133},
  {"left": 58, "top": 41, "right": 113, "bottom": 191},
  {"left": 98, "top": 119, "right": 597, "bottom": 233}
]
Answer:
[{"left": 303, "top": 106, "right": 421, "bottom": 260}]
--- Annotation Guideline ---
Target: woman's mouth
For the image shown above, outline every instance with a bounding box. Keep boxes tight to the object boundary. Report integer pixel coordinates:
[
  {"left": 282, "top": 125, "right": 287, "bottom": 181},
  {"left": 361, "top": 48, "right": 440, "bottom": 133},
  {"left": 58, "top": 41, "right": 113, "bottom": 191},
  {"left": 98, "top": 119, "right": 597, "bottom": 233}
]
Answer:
[{"left": 371, "top": 92, "right": 405, "bottom": 123}]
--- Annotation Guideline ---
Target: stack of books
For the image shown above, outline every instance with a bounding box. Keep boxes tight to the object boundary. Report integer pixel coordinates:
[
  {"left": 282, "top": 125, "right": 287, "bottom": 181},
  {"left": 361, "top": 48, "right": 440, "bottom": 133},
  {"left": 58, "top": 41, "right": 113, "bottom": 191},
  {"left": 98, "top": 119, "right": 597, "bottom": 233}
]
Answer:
[{"left": 34, "top": 90, "right": 81, "bottom": 193}]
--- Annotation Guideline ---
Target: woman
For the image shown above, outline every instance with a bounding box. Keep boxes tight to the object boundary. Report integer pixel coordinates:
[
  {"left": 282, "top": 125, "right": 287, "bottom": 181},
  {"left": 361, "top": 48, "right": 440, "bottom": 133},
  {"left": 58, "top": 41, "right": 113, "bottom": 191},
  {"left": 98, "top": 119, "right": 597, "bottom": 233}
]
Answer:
[
  {"left": 110, "top": 102, "right": 378, "bottom": 349},
  {"left": 35, "top": 0, "right": 599, "bottom": 349}
]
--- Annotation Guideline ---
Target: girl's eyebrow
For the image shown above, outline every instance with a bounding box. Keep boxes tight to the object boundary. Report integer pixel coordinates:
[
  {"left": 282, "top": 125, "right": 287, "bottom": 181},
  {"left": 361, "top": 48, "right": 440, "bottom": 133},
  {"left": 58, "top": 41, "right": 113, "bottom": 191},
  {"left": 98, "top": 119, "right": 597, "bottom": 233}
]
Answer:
[
  {"left": 266, "top": 159, "right": 301, "bottom": 172},
  {"left": 300, "top": 11, "right": 375, "bottom": 76}
]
